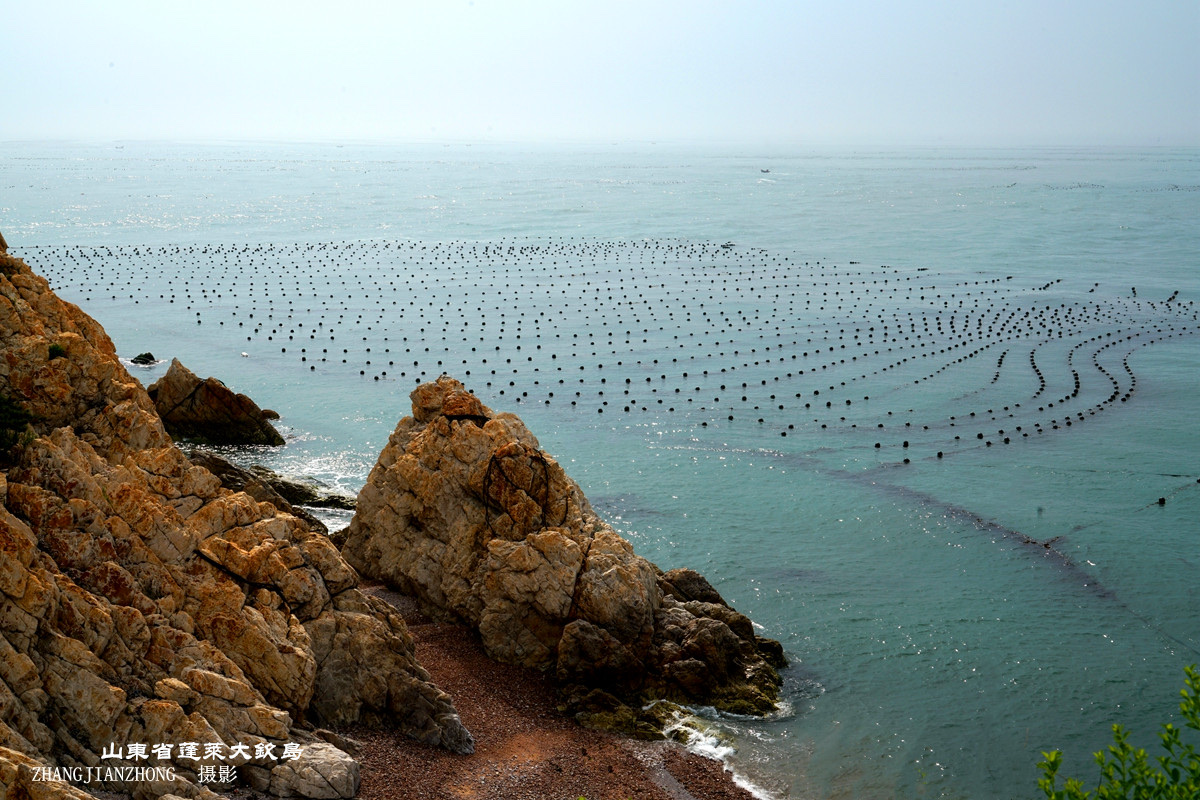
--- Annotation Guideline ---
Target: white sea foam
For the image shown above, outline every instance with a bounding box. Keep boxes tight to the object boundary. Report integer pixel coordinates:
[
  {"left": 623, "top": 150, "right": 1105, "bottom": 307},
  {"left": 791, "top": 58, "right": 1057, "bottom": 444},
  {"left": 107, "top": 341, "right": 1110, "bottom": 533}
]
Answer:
[{"left": 651, "top": 703, "right": 783, "bottom": 800}]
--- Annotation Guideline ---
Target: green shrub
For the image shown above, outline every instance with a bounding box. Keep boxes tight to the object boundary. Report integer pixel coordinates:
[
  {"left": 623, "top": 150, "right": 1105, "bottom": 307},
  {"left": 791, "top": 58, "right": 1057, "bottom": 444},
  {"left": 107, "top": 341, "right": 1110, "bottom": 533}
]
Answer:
[
  {"left": 47, "top": 343, "right": 66, "bottom": 359},
  {"left": 0, "top": 392, "right": 36, "bottom": 455},
  {"left": 1037, "top": 664, "right": 1200, "bottom": 799}
]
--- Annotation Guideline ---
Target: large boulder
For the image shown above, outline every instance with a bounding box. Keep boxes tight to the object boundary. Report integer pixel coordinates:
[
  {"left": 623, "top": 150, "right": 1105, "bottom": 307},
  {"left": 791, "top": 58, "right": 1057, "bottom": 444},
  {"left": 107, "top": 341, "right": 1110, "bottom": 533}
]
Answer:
[
  {"left": 148, "top": 359, "right": 285, "bottom": 446},
  {"left": 0, "top": 252, "right": 473, "bottom": 800},
  {"left": 342, "top": 376, "right": 785, "bottom": 730}
]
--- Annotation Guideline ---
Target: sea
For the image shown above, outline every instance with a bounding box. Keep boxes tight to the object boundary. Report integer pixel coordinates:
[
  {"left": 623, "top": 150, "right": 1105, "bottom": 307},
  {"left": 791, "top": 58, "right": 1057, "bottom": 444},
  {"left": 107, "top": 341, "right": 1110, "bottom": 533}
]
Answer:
[{"left": 3, "top": 141, "right": 1198, "bottom": 799}]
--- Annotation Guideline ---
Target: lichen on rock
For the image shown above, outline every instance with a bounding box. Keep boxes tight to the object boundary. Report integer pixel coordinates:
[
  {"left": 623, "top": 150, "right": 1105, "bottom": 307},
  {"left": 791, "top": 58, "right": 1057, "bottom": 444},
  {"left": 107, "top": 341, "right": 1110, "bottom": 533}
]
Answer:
[{"left": 342, "top": 375, "right": 786, "bottom": 733}]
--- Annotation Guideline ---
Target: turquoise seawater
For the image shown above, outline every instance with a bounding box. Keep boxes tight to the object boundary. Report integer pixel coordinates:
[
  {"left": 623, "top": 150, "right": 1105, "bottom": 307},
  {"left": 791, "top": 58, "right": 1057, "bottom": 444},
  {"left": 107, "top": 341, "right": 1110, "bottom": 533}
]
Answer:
[{"left": 3, "top": 142, "right": 1199, "bottom": 799}]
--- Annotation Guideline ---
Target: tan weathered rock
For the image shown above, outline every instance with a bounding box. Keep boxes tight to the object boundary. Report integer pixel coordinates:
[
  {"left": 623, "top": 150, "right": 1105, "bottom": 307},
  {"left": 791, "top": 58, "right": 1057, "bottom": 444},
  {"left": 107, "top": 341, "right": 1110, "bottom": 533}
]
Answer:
[
  {"left": 342, "top": 376, "right": 785, "bottom": 728},
  {"left": 184, "top": 448, "right": 349, "bottom": 533},
  {"left": 148, "top": 358, "right": 285, "bottom": 446},
  {"left": 268, "top": 741, "right": 360, "bottom": 799},
  {"left": 185, "top": 449, "right": 297, "bottom": 512},
  {"left": 480, "top": 528, "right": 584, "bottom": 666},
  {"left": 0, "top": 251, "right": 473, "bottom": 799},
  {"left": 1, "top": 254, "right": 168, "bottom": 460},
  {"left": 0, "top": 745, "right": 113, "bottom": 800}
]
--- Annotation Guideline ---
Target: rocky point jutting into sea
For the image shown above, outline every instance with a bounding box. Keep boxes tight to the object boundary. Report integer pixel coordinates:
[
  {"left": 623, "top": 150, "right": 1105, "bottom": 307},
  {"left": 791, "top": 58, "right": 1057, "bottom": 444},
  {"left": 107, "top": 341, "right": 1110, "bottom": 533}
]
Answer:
[
  {"left": 343, "top": 375, "right": 785, "bottom": 733},
  {"left": 0, "top": 246, "right": 783, "bottom": 798}
]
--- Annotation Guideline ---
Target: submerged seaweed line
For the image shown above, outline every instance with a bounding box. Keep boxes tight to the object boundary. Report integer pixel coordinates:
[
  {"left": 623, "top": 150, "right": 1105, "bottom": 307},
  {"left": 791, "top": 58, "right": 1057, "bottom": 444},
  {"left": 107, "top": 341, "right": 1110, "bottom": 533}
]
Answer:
[{"left": 832, "top": 468, "right": 1200, "bottom": 659}]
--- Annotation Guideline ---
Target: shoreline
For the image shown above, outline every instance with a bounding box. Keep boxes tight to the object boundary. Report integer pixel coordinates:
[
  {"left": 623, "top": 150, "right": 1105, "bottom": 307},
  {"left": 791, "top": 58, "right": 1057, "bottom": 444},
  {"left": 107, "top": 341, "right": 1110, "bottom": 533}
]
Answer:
[{"left": 349, "top": 583, "right": 762, "bottom": 800}]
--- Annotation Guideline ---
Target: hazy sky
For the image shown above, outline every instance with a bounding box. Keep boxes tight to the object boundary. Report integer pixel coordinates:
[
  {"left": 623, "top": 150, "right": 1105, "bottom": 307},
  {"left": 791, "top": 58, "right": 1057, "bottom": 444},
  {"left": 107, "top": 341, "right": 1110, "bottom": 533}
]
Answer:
[{"left": 4, "top": 0, "right": 1197, "bottom": 146}]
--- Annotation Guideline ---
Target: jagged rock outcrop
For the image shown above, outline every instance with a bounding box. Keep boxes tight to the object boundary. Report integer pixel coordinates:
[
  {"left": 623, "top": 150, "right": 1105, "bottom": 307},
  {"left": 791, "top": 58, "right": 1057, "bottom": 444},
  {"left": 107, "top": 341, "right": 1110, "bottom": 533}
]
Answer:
[
  {"left": 247, "top": 467, "right": 356, "bottom": 512},
  {"left": 184, "top": 449, "right": 303, "bottom": 515},
  {"left": 183, "top": 449, "right": 354, "bottom": 536},
  {"left": 0, "top": 251, "right": 473, "bottom": 800},
  {"left": 342, "top": 376, "right": 785, "bottom": 734},
  {"left": 148, "top": 359, "right": 286, "bottom": 446}
]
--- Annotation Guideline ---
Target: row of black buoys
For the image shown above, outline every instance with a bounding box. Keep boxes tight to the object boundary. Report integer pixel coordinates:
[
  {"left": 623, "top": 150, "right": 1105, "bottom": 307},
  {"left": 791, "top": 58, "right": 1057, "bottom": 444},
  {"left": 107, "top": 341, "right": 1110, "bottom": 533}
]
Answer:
[{"left": 15, "top": 239, "right": 1197, "bottom": 464}]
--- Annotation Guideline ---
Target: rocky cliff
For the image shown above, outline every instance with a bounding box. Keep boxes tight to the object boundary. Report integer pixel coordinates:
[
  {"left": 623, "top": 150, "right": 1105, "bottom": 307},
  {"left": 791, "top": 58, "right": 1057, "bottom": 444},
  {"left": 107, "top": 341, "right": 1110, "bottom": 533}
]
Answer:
[
  {"left": 342, "top": 377, "right": 785, "bottom": 735},
  {"left": 0, "top": 243, "right": 787, "bottom": 798},
  {"left": 0, "top": 251, "right": 472, "bottom": 800}
]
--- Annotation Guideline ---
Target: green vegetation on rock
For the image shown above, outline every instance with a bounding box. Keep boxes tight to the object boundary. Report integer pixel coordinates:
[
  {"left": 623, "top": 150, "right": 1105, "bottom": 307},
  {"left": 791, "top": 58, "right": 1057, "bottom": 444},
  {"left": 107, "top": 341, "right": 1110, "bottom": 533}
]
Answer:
[
  {"left": 1037, "top": 665, "right": 1200, "bottom": 799},
  {"left": 0, "top": 392, "right": 37, "bottom": 458}
]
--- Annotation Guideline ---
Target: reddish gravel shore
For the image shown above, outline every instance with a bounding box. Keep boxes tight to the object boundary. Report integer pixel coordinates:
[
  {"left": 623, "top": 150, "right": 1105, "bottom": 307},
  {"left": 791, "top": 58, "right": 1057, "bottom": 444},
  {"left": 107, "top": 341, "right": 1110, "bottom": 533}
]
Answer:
[{"left": 347, "top": 584, "right": 759, "bottom": 800}]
